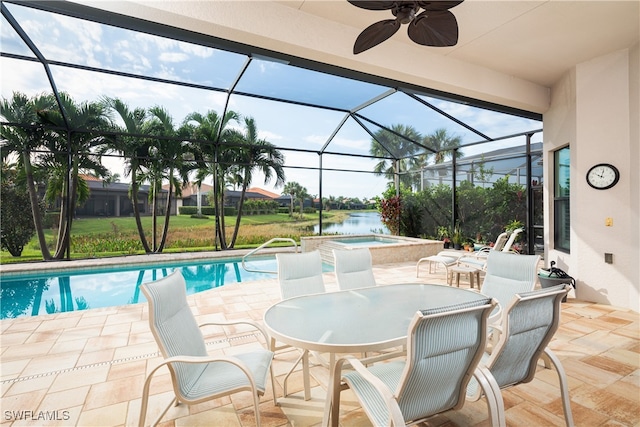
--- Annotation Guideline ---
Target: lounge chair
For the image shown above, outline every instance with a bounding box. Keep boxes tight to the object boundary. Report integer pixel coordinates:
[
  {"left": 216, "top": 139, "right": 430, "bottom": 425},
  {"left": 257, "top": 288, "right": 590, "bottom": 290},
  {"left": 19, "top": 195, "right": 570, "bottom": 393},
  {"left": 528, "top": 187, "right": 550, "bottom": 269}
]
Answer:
[
  {"left": 326, "top": 298, "right": 500, "bottom": 427},
  {"left": 138, "top": 270, "right": 275, "bottom": 427},
  {"left": 458, "top": 231, "right": 509, "bottom": 271},
  {"left": 415, "top": 251, "right": 459, "bottom": 280},
  {"left": 467, "top": 284, "right": 574, "bottom": 426},
  {"left": 501, "top": 227, "right": 523, "bottom": 253},
  {"left": 476, "top": 231, "right": 509, "bottom": 254},
  {"left": 333, "top": 248, "right": 376, "bottom": 290}
]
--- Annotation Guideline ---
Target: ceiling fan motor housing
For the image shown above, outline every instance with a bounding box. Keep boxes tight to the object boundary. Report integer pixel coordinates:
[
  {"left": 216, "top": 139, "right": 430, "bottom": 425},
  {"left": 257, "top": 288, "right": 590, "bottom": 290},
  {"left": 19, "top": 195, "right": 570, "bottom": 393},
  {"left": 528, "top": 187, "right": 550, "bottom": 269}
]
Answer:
[{"left": 393, "top": 4, "right": 419, "bottom": 24}]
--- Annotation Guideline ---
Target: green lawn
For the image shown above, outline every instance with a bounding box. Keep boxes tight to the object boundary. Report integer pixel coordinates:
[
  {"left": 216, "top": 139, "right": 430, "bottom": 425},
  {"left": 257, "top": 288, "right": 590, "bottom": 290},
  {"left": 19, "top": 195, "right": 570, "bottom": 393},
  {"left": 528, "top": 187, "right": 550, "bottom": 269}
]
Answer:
[
  {"left": 1, "top": 210, "right": 359, "bottom": 264},
  {"left": 42, "top": 211, "right": 339, "bottom": 237}
]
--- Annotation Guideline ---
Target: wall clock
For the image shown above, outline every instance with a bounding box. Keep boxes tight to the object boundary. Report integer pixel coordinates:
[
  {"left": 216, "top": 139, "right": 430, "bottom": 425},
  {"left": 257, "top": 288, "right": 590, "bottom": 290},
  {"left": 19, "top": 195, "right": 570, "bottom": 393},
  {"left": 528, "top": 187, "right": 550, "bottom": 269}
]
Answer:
[{"left": 586, "top": 163, "right": 620, "bottom": 190}]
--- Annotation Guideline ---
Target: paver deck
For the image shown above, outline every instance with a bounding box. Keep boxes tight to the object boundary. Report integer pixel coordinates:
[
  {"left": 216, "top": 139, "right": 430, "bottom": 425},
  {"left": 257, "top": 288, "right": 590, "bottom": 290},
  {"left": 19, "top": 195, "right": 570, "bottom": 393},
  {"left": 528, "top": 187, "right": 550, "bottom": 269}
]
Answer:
[{"left": 1, "top": 257, "right": 638, "bottom": 426}]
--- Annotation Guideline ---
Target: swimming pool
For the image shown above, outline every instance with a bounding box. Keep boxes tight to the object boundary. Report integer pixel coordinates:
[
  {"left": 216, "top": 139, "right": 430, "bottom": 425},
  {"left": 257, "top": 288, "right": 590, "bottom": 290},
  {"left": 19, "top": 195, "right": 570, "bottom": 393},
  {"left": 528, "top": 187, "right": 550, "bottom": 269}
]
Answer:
[
  {"left": 0, "top": 256, "right": 292, "bottom": 320},
  {"left": 301, "top": 234, "right": 442, "bottom": 265},
  {"left": 332, "top": 236, "right": 398, "bottom": 246}
]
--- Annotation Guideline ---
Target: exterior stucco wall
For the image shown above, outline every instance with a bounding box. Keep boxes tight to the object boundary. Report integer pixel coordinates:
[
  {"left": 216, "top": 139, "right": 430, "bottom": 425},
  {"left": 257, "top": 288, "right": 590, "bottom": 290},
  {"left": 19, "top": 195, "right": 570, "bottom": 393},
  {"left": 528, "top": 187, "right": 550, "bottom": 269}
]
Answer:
[{"left": 544, "top": 47, "right": 640, "bottom": 311}]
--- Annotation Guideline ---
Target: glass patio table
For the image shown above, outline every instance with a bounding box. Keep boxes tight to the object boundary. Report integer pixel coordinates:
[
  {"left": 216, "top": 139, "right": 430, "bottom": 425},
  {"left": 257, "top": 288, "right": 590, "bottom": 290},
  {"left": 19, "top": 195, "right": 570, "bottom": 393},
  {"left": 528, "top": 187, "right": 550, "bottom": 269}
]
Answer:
[{"left": 263, "top": 283, "right": 486, "bottom": 404}]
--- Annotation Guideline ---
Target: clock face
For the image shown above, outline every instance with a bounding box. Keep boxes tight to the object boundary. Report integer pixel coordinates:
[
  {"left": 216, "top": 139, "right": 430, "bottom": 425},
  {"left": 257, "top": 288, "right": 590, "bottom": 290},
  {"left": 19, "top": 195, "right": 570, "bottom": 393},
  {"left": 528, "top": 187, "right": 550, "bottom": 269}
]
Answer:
[{"left": 586, "top": 163, "right": 619, "bottom": 190}]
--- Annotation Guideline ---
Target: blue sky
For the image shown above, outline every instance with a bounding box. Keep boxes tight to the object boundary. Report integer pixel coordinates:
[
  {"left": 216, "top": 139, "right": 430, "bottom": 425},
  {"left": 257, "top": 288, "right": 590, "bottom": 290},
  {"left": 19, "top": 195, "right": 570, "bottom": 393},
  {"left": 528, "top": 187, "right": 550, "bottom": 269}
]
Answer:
[{"left": 1, "top": 2, "right": 541, "bottom": 199}]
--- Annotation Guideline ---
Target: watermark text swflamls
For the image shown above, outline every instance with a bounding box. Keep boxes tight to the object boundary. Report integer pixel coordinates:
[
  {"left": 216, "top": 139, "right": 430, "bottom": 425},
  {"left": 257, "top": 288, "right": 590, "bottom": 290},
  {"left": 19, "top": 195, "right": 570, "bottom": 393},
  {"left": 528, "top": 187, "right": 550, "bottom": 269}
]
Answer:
[{"left": 4, "top": 410, "right": 71, "bottom": 421}]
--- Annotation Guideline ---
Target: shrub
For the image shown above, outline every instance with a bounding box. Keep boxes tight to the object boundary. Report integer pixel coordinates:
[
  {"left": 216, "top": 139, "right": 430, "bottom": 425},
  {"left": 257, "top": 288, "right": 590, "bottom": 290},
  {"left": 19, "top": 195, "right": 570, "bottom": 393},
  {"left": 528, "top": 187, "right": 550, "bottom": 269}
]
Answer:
[
  {"left": 0, "top": 181, "right": 40, "bottom": 256},
  {"left": 70, "top": 235, "right": 145, "bottom": 254},
  {"left": 378, "top": 196, "right": 401, "bottom": 235},
  {"left": 43, "top": 211, "right": 60, "bottom": 228},
  {"left": 242, "top": 199, "right": 279, "bottom": 215},
  {"left": 179, "top": 206, "right": 216, "bottom": 216}
]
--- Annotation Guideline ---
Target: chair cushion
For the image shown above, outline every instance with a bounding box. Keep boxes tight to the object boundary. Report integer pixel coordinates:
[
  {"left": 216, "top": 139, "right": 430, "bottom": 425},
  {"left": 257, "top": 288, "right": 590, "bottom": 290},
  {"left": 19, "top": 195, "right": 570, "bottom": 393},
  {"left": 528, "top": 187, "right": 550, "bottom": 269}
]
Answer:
[
  {"left": 343, "top": 361, "right": 405, "bottom": 427},
  {"left": 182, "top": 349, "right": 274, "bottom": 401},
  {"left": 427, "top": 255, "right": 458, "bottom": 265}
]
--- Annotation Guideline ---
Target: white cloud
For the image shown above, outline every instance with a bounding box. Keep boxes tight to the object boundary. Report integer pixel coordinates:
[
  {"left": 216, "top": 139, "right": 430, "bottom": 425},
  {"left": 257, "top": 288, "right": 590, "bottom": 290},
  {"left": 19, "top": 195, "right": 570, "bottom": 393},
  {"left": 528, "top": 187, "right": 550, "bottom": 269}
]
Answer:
[
  {"left": 179, "top": 43, "right": 213, "bottom": 58},
  {"left": 331, "top": 135, "right": 371, "bottom": 151},
  {"left": 159, "top": 52, "right": 190, "bottom": 63},
  {"left": 303, "top": 134, "right": 326, "bottom": 146},
  {"left": 260, "top": 130, "right": 283, "bottom": 141}
]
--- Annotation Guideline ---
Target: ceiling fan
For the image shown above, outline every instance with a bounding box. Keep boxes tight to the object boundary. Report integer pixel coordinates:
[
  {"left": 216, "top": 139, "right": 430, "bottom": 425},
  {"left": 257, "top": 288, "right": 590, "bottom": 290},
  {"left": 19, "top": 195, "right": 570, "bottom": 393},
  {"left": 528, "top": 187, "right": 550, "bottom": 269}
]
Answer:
[{"left": 347, "top": 1, "right": 464, "bottom": 54}]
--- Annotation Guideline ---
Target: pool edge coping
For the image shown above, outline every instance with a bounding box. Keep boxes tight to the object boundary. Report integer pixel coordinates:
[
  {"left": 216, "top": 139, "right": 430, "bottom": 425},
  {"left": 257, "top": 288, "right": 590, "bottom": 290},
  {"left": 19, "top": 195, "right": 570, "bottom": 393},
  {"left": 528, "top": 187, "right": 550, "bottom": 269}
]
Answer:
[{"left": 0, "top": 247, "right": 292, "bottom": 277}]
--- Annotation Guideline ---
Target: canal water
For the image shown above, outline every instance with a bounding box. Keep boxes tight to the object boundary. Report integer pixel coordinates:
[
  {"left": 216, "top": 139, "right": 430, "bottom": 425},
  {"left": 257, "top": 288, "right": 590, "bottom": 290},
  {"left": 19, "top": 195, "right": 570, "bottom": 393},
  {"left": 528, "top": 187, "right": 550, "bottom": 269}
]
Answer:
[{"left": 314, "top": 211, "right": 388, "bottom": 235}]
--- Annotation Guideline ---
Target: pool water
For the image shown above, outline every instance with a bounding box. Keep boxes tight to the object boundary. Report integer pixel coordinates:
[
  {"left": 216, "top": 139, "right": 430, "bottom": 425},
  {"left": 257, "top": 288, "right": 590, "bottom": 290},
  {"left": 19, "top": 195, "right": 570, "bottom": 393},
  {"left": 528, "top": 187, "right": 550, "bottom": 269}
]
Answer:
[
  {"left": 334, "top": 236, "right": 398, "bottom": 246},
  {"left": 0, "top": 256, "right": 319, "bottom": 319}
]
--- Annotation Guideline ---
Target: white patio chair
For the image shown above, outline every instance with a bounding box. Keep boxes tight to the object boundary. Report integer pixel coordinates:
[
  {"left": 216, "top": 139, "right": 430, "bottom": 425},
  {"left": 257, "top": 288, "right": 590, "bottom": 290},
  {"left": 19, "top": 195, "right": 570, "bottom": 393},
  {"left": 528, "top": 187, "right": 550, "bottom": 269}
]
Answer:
[
  {"left": 275, "top": 250, "right": 326, "bottom": 398},
  {"left": 467, "top": 284, "right": 574, "bottom": 426},
  {"left": 139, "top": 270, "right": 275, "bottom": 427},
  {"left": 333, "top": 248, "right": 376, "bottom": 290},
  {"left": 326, "top": 298, "right": 501, "bottom": 427},
  {"left": 480, "top": 250, "right": 540, "bottom": 329},
  {"left": 276, "top": 250, "right": 325, "bottom": 299}
]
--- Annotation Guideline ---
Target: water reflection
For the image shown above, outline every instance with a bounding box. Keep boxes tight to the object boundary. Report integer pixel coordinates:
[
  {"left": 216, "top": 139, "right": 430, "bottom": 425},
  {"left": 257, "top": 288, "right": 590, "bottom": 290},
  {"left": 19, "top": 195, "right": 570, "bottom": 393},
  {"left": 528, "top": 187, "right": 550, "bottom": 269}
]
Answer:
[
  {"left": 0, "top": 258, "right": 277, "bottom": 319},
  {"left": 315, "top": 212, "right": 388, "bottom": 235}
]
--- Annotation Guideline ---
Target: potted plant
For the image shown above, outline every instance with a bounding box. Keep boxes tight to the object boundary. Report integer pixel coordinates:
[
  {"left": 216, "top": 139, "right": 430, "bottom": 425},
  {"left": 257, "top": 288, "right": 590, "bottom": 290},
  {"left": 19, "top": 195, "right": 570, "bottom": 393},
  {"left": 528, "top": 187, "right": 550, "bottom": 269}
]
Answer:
[
  {"left": 505, "top": 219, "right": 525, "bottom": 249},
  {"left": 452, "top": 224, "right": 463, "bottom": 250},
  {"left": 505, "top": 219, "right": 524, "bottom": 236},
  {"left": 437, "top": 225, "right": 451, "bottom": 249}
]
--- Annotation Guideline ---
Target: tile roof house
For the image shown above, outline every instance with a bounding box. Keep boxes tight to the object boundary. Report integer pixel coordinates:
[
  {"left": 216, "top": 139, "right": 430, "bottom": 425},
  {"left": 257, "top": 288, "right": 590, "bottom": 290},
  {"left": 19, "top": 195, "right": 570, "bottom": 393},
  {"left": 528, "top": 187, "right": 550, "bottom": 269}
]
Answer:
[{"left": 74, "top": 175, "right": 157, "bottom": 217}]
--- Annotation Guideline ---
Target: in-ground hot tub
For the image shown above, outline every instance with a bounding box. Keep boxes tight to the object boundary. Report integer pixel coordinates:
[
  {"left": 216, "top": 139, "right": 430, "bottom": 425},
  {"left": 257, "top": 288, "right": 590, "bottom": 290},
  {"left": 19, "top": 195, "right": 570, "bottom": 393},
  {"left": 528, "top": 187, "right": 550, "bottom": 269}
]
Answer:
[{"left": 301, "top": 234, "right": 441, "bottom": 265}]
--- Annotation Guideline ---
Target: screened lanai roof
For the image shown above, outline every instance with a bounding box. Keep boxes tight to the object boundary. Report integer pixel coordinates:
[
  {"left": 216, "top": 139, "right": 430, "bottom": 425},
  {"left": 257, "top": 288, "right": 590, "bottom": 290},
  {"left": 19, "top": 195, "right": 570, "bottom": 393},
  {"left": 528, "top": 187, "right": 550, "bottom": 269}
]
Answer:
[{"left": 1, "top": 0, "right": 542, "bottom": 198}]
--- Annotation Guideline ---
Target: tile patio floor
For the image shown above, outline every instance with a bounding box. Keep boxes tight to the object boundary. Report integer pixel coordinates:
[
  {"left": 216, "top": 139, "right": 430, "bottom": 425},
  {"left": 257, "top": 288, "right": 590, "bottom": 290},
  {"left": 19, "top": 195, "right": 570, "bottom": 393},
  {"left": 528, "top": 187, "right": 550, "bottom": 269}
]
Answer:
[{"left": 1, "top": 255, "right": 639, "bottom": 426}]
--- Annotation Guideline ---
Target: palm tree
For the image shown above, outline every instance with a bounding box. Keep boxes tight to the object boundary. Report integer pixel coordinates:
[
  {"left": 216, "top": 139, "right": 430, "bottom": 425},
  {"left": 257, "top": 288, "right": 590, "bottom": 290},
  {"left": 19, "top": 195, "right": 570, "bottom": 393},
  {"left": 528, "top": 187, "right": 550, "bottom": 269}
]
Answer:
[
  {"left": 183, "top": 109, "right": 240, "bottom": 249},
  {"left": 32, "top": 92, "right": 113, "bottom": 259},
  {"left": 422, "top": 128, "right": 462, "bottom": 185},
  {"left": 424, "top": 128, "right": 462, "bottom": 164},
  {"left": 369, "top": 124, "right": 423, "bottom": 188},
  {"left": 144, "top": 106, "right": 190, "bottom": 252},
  {"left": 282, "top": 181, "right": 308, "bottom": 216},
  {"left": 1, "top": 92, "right": 57, "bottom": 260},
  {"left": 228, "top": 116, "right": 285, "bottom": 248},
  {"left": 282, "top": 181, "right": 301, "bottom": 215},
  {"left": 100, "top": 96, "right": 153, "bottom": 252}
]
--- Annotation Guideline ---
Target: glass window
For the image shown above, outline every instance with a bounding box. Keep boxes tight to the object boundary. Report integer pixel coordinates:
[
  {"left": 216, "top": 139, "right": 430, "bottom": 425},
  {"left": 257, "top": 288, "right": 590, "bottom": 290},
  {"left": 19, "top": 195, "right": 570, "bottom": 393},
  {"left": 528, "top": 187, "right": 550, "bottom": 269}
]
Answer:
[{"left": 554, "top": 146, "right": 570, "bottom": 251}]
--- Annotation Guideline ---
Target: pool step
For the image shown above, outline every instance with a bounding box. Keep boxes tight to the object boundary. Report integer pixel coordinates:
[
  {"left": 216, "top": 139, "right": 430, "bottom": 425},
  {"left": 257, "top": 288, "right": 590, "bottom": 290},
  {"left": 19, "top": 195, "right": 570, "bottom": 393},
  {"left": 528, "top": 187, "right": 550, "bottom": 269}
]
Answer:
[{"left": 317, "top": 241, "right": 346, "bottom": 265}]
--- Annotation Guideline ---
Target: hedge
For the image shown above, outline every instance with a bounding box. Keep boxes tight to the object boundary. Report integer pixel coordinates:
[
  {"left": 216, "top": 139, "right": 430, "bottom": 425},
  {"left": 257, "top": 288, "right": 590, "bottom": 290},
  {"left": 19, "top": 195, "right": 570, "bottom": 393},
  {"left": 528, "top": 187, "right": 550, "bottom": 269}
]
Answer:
[{"left": 178, "top": 206, "right": 237, "bottom": 216}]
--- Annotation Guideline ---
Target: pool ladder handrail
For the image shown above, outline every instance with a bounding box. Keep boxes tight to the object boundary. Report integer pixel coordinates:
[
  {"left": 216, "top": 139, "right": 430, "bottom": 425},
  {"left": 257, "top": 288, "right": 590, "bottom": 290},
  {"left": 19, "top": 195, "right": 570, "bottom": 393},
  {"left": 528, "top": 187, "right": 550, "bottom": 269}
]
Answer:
[{"left": 241, "top": 237, "right": 298, "bottom": 274}]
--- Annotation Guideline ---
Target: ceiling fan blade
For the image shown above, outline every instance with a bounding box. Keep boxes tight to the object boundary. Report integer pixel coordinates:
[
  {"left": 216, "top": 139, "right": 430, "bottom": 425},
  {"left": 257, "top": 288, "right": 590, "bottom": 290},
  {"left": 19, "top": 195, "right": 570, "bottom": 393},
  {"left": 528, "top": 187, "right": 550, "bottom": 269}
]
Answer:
[
  {"left": 416, "top": 1, "right": 464, "bottom": 11},
  {"left": 408, "top": 10, "right": 459, "bottom": 47},
  {"left": 347, "top": 1, "right": 397, "bottom": 11},
  {"left": 354, "top": 19, "right": 401, "bottom": 54}
]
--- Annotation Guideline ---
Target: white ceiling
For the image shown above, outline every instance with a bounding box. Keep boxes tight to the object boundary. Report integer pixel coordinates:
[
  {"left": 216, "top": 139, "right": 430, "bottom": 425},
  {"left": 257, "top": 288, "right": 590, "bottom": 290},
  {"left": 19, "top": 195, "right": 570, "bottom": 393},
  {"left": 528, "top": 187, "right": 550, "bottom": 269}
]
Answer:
[{"left": 276, "top": 0, "right": 639, "bottom": 87}]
